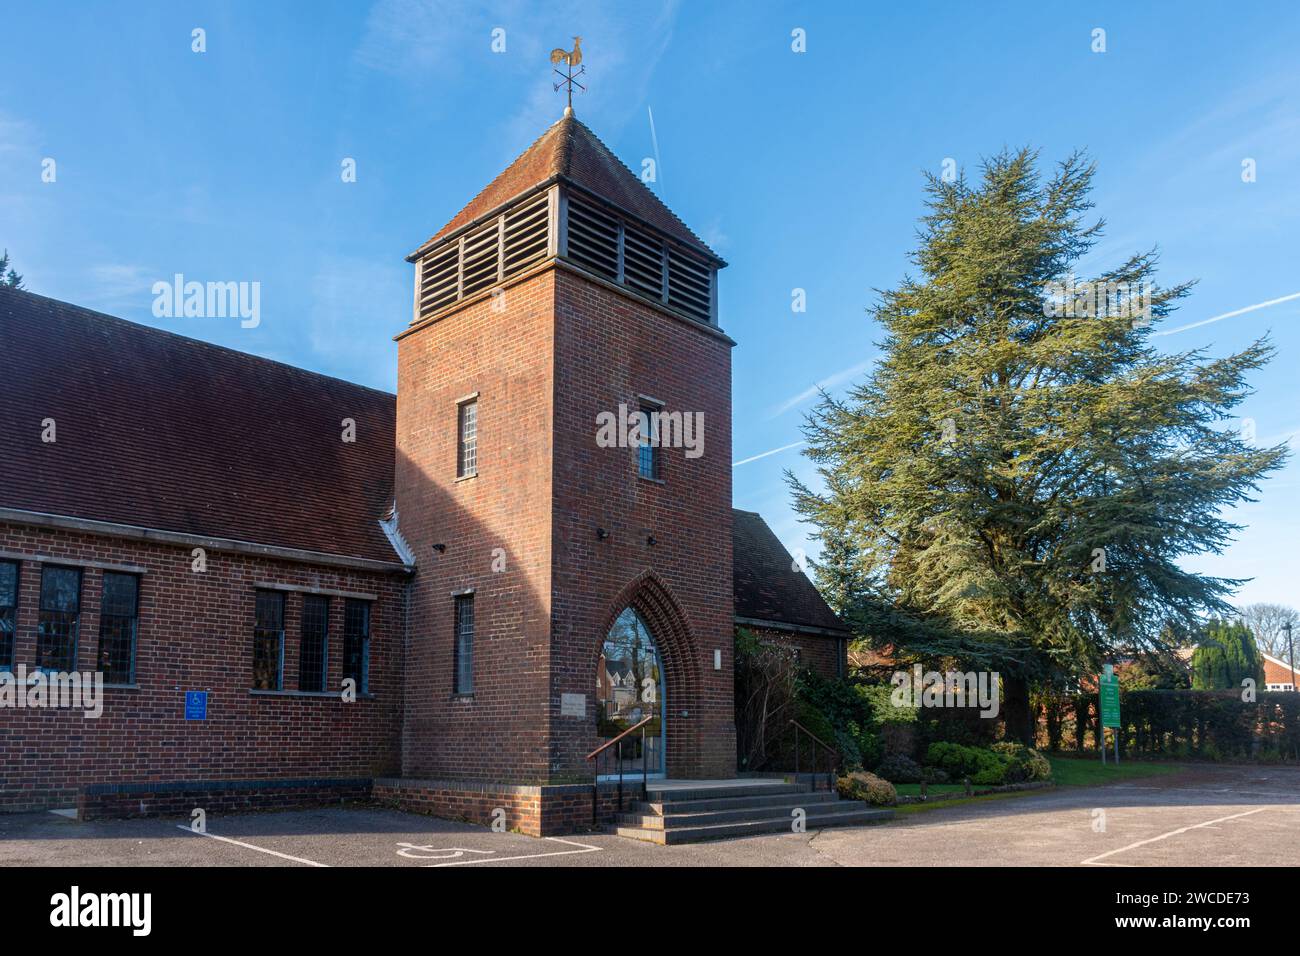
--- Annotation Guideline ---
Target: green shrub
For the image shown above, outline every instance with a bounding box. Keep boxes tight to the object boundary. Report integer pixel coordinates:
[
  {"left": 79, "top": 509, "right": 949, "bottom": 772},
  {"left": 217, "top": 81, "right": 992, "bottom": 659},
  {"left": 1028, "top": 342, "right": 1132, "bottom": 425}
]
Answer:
[
  {"left": 925, "top": 741, "right": 1012, "bottom": 785},
  {"left": 920, "top": 765, "right": 950, "bottom": 784},
  {"left": 990, "top": 742, "right": 1052, "bottom": 782},
  {"left": 836, "top": 770, "right": 897, "bottom": 806},
  {"left": 875, "top": 753, "right": 924, "bottom": 784},
  {"left": 794, "top": 669, "right": 881, "bottom": 771}
]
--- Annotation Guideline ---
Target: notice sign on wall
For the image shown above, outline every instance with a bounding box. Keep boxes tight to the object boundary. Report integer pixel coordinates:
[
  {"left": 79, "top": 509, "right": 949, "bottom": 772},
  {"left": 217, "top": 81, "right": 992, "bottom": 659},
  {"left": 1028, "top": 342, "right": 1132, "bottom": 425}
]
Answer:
[
  {"left": 185, "top": 690, "right": 208, "bottom": 721},
  {"left": 560, "top": 693, "right": 586, "bottom": 718}
]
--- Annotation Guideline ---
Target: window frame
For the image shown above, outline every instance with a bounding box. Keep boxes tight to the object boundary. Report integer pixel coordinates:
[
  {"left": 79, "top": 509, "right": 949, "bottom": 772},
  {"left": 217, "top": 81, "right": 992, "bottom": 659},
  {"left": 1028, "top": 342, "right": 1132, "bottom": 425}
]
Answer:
[
  {"left": 453, "top": 593, "right": 474, "bottom": 696},
  {"left": 36, "top": 564, "right": 82, "bottom": 674},
  {"left": 0, "top": 559, "right": 18, "bottom": 673},
  {"left": 96, "top": 571, "right": 140, "bottom": 685},
  {"left": 456, "top": 395, "right": 479, "bottom": 479},
  {"left": 635, "top": 396, "right": 664, "bottom": 481},
  {"left": 298, "top": 594, "right": 329, "bottom": 693},
  {"left": 252, "top": 590, "right": 286, "bottom": 691},
  {"left": 342, "top": 599, "right": 371, "bottom": 695}
]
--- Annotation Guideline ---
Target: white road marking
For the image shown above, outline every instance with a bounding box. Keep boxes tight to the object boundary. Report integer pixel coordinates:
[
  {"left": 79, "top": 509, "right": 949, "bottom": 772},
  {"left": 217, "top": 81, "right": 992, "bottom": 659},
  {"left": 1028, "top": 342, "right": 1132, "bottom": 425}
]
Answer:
[
  {"left": 396, "top": 843, "right": 494, "bottom": 860},
  {"left": 425, "top": 836, "right": 602, "bottom": 867},
  {"left": 1080, "top": 808, "right": 1269, "bottom": 866},
  {"left": 176, "top": 825, "right": 328, "bottom": 867}
]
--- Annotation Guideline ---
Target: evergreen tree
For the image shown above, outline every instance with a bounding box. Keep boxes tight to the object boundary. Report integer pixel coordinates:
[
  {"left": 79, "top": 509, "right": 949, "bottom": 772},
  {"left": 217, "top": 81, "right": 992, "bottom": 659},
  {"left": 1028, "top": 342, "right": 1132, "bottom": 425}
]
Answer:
[
  {"left": 790, "top": 149, "right": 1287, "bottom": 741},
  {"left": 0, "top": 249, "right": 22, "bottom": 289},
  {"left": 1191, "top": 619, "right": 1264, "bottom": 690}
]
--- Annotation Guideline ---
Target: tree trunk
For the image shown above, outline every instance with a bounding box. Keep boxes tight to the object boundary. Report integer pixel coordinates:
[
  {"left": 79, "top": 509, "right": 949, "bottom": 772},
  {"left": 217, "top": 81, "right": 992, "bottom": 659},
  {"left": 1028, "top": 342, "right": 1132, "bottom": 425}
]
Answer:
[{"left": 1002, "top": 673, "right": 1034, "bottom": 744}]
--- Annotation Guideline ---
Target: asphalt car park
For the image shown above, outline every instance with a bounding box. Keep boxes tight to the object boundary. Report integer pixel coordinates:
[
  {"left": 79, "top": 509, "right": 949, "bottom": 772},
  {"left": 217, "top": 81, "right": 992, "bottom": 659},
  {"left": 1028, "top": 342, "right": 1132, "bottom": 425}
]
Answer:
[{"left": 1, "top": 764, "right": 1296, "bottom": 867}]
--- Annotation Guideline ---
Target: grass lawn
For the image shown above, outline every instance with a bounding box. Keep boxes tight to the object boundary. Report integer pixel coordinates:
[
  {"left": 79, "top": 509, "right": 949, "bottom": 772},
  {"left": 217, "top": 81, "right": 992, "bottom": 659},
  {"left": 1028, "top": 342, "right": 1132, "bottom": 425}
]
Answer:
[
  {"left": 893, "top": 782, "right": 968, "bottom": 797},
  {"left": 1046, "top": 754, "right": 1182, "bottom": 787},
  {"left": 891, "top": 790, "right": 1039, "bottom": 817},
  {"left": 885, "top": 756, "right": 1182, "bottom": 815}
]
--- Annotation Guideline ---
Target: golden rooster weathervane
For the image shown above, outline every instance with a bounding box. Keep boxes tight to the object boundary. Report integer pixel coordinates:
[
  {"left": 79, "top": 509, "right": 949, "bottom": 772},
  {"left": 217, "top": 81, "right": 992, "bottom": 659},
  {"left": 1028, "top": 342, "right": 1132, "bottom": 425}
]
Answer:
[{"left": 550, "top": 36, "right": 585, "bottom": 111}]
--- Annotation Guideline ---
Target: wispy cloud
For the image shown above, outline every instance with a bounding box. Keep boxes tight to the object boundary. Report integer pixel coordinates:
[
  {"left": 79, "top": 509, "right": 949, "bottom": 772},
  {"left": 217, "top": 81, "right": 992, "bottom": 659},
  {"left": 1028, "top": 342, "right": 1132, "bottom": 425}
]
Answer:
[
  {"left": 1154, "top": 291, "right": 1300, "bottom": 337},
  {"left": 733, "top": 440, "right": 804, "bottom": 468},
  {"left": 354, "top": 0, "right": 486, "bottom": 80},
  {"left": 769, "top": 359, "right": 871, "bottom": 417},
  {"left": 307, "top": 254, "right": 406, "bottom": 389},
  {"left": 80, "top": 264, "right": 156, "bottom": 312}
]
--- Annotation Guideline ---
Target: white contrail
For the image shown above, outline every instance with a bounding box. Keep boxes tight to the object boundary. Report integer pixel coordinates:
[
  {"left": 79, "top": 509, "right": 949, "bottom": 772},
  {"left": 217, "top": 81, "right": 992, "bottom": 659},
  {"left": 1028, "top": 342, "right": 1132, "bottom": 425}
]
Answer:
[
  {"left": 733, "top": 440, "right": 805, "bottom": 467},
  {"left": 770, "top": 359, "right": 872, "bottom": 417},
  {"left": 1154, "top": 291, "right": 1300, "bottom": 337},
  {"left": 647, "top": 106, "right": 664, "bottom": 198}
]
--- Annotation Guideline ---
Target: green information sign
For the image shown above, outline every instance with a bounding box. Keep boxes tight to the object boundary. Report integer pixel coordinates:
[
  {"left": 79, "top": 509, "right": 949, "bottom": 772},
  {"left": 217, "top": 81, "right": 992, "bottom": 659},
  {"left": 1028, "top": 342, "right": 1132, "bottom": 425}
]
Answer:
[{"left": 1099, "top": 667, "right": 1121, "bottom": 729}]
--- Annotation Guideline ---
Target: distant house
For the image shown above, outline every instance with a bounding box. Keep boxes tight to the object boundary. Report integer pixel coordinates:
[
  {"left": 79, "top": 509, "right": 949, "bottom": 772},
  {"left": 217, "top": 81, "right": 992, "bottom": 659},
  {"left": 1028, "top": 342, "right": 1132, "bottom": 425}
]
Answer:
[{"left": 1262, "top": 652, "right": 1299, "bottom": 692}]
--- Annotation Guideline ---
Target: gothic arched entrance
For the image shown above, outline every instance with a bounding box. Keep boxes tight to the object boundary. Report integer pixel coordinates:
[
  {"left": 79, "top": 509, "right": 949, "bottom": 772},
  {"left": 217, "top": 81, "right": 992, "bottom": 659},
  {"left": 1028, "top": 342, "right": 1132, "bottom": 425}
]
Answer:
[{"left": 596, "top": 607, "right": 666, "bottom": 777}]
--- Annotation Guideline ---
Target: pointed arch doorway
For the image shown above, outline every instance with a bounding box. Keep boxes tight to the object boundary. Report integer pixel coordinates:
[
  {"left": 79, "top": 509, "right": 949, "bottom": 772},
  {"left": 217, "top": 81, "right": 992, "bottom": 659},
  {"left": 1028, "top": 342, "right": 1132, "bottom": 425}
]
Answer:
[{"left": 596, "top": 607, "right": 666, "bottom": 779}]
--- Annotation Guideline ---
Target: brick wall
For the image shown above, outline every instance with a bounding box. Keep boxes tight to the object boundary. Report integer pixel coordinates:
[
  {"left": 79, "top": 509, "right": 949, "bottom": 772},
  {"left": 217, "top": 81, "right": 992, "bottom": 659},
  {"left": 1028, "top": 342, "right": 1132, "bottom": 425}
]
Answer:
[
  {"left": 395, "top": 261, "right": 738, "bottom": 784},
  {"left": 0, "top": 522, "right": 405, "bottom": 811},
  {"left": 549, "top": 266, "right": 736, "bottom": 779},
  {"left": 1264, "top": 655, "right": 1298, "bottom": 689},
  {"left": 395, "top": 268, "right": 557, "bottom": 783},
  {"left": 744, "top": 623, "right": 846, "bottom": 682},
  {"left": 373, "top": 776, "right": 633, "bottom": 836}
]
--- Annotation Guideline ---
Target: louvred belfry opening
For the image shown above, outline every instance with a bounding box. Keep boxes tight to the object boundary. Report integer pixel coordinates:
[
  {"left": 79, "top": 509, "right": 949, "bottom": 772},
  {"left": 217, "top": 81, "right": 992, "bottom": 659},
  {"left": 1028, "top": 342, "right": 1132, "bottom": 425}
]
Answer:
[{"left": 406, "top": 111, "right": 726, "bottom": 328}]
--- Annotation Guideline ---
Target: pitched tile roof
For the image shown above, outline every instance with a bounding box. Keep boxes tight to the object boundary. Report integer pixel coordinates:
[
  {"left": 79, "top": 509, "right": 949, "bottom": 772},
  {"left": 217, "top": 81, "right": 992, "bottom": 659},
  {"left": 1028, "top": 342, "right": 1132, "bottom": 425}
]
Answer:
[
  {"left": 409, "top": 111, "right": 720, "bottom": 262},
  {"left": 732, "top": 509, "right": 849, "bottom": 635},
  {"left": 0, "top": 288, "right": 401, "bottom": 564}
]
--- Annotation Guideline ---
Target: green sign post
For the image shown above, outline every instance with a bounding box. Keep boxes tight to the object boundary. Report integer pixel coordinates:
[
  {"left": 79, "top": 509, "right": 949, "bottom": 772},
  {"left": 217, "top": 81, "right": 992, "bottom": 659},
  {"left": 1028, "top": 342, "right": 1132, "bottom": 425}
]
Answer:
[{"left": 1099, "top": 664, "right": 1120, "bottom": 764}]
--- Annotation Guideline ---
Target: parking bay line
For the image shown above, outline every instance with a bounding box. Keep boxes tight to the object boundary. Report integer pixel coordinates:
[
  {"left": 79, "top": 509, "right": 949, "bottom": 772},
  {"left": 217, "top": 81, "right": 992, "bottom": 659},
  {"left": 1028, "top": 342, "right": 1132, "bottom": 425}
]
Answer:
[
  {"left": 426, "top": 837, "right": 602, "bottom": 867},
  {"left": 176, "top": 825, "right": 329, "bottom": 867},
  {"left": 1080, "top": 807, "right": 1269, "bottom": 866}
]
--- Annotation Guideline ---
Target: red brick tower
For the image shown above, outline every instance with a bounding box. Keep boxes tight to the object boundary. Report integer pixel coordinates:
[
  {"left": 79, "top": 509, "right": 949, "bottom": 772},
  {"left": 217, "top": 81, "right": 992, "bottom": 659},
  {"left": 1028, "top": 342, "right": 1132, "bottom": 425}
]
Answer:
[{"left": 394, "top": 108, "right": 735, "bottom": 790}]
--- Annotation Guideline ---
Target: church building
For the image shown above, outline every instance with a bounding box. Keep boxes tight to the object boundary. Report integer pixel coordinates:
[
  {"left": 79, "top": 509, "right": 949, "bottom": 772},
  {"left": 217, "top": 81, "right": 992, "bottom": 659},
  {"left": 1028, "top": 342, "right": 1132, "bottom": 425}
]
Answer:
[{"left": 0, "top": 108, "right": 849, "bottom": 835}]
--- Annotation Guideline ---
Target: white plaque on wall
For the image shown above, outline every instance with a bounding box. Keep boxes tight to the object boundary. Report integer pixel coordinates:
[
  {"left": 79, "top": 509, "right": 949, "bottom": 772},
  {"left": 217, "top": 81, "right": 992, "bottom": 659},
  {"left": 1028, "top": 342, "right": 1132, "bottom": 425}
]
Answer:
[{"left": 561, "top": 693, "right": 586, "bottom": 718}]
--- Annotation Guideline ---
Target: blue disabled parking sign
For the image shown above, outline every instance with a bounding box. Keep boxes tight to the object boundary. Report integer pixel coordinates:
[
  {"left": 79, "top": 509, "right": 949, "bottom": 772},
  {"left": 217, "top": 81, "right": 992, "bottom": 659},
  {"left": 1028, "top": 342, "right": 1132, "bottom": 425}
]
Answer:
[{"left": 185, "top": 691, "right": 207, "bottom": 721}]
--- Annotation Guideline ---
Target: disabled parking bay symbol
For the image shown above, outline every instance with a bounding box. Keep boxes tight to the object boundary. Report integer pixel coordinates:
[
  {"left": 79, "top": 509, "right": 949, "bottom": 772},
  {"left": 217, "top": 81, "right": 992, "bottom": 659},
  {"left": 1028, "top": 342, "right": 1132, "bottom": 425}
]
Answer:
[{"left": 396, "top": 843, "right": 496, "bottom": 861}]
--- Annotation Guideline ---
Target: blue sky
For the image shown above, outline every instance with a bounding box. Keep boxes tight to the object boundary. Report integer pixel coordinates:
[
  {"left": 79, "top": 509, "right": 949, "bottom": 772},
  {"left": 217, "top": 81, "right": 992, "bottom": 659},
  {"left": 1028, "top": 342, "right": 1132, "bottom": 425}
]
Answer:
[{"left": 3, "top": 1, "right": 1297, "bottom": 608}]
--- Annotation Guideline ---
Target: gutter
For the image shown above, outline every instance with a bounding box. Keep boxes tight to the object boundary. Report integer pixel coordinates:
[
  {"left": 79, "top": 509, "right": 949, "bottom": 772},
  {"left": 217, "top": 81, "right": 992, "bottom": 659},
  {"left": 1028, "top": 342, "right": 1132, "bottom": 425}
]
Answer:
[
  {"left": 734, "top": 615, "right": 850, "bottom": 639},
  {"left": 0, "top": 507, "right": 414, "bottom": 576}
]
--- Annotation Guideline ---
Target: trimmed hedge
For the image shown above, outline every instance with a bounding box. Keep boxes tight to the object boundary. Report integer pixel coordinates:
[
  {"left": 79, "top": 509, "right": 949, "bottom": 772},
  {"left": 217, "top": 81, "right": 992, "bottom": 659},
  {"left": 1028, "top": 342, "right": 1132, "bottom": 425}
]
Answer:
[{"left": 1071, "top": 690, "right": 1300, "bottom": 760}]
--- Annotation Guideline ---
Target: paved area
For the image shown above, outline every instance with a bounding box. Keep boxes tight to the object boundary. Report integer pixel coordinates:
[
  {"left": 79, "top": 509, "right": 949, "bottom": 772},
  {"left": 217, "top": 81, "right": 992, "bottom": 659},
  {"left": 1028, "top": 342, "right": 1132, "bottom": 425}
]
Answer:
[{"left": 1, "top": 764, "right": 1296, "bottom": 867}]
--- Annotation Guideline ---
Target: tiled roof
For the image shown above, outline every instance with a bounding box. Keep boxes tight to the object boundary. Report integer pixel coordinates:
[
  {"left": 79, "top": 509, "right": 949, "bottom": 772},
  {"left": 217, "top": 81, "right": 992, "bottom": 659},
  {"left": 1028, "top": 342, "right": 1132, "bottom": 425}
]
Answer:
[
  {"left": 0, "top": 288, "right": 401, "bottom": 564},
  {"left": 732, "top": 509, "right": 849, "bottom": 635},
  {"left": 410, "top": 111, "right": 719, "bottom": 261}
]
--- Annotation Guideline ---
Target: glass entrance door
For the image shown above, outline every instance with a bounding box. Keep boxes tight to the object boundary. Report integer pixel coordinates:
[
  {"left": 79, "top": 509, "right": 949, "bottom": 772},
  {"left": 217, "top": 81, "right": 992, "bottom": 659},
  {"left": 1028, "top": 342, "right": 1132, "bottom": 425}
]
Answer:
[{"left": 596, "top": 608, "right": 665, "bottom": 776}]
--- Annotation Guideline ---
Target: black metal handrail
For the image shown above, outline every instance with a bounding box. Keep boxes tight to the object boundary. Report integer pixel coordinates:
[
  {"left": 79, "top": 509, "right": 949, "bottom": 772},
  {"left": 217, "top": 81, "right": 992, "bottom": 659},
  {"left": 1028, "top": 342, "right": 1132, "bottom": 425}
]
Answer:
[
  {"left": 791, "top": 718, "right": 840, "bottom": 793},
  {"left": 586, "top": 714, "right": 656, "bottom": 825}
]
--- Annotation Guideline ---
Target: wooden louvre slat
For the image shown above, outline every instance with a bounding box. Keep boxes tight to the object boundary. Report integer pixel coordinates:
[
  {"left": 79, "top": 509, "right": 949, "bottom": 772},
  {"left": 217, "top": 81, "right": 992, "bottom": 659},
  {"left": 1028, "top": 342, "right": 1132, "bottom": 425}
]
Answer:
[
  {"left": 622, "top": 224, "right": 664, "bottom": 298},
  {"left": 503, "top": 193, "right": 549, "bottom": 277},
  {"left": 461, "top": 221, "right": 500, "bottom": 297},
  {"left": 668, "top": 249, "right": 712, "bottom": 323},
  {"left": 566, "top": 198, "right": 619, "bottom": 280},
  {"left": 418, "top": 246, "right": 459, "bottom": 316}
]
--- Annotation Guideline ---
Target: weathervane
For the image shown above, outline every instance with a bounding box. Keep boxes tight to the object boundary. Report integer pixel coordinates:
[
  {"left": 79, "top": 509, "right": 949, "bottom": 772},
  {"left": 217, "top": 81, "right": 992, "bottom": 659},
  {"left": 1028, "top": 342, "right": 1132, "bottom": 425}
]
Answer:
[{"left": 550, "top": 36, "right": 585, "bottom": 111}]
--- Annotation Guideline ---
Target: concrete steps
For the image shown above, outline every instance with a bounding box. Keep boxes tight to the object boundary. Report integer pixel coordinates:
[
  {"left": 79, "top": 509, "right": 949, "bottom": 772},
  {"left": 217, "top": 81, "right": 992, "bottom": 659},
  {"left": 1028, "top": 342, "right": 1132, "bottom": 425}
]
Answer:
[{"left": 610, "top": 780, "right": 893, "bottom": 845}]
